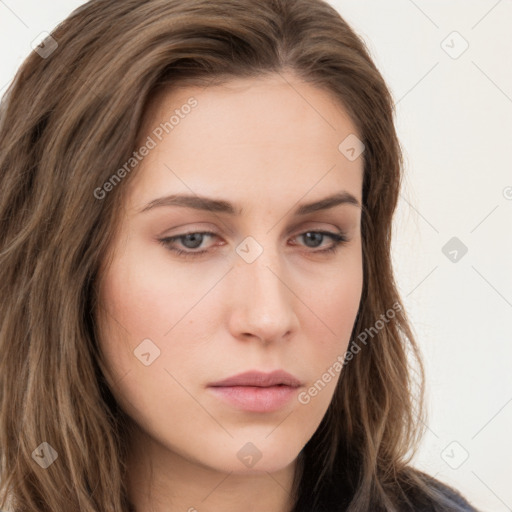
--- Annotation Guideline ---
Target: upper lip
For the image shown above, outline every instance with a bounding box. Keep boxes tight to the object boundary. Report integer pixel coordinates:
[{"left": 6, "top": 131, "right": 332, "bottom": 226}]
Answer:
[{"left": 208, "top": 370, "right": 302, "bottom": 388}]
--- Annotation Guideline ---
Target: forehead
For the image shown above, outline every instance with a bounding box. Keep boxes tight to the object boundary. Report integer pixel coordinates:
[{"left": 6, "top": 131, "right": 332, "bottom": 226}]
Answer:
[
  {"left": 127, "top": 73, "right": 363, "bottom": 208},
  {"left": 142, "top": 72, "right": 359, "bottom": 144}
]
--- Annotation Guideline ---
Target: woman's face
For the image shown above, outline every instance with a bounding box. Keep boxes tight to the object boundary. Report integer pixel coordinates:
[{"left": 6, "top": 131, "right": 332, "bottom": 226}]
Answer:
[{"left": 96, "top": 72, "right": 364, "bottom": 476}]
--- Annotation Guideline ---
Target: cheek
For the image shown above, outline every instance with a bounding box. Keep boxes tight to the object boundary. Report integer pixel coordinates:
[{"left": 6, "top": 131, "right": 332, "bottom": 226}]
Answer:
[
  {"left": 106, "top": 235, "right": 225, "bottom": 326},
  {"left": 293, "top": 268, "right": 362, "bottom": 420},
  {"left": 95, "top": 245, "right": 166, "bottom": 376},
  {"left": 96, "top": 240, "right": 220, "bottom": 380},
  {"left": 325, "top": 273, "right": 362, "bottom": 339},
  {"left": 95, "top": 253, "right": 205, "bottom": 428},
  {"left": 302, "top": 250, "right": 363, "bottom": 368}
]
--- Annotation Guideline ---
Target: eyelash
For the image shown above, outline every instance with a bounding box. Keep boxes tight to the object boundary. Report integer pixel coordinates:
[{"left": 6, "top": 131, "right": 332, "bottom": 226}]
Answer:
[{"left": 158, "top": 230, "right": 348, "bottom": 259}]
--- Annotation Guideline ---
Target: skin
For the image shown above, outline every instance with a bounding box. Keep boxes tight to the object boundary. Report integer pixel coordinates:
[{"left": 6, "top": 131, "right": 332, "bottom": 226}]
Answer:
[{"left": 95, "top": 70, "right": 364, "bottom": 512}]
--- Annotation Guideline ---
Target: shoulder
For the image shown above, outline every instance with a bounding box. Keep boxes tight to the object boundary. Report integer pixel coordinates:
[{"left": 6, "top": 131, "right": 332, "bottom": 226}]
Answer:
[
  {"left": 404, "top": 473, "right": 480, "bottom": 512},
  {"left": 428, "top": 477, "right": 479, "bottom": 511}
]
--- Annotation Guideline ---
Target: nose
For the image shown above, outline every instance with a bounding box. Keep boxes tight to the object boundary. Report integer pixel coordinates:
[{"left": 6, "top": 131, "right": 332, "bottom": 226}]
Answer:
[{"left": 227, "top": 243, "right": 298, "bottom": 344}]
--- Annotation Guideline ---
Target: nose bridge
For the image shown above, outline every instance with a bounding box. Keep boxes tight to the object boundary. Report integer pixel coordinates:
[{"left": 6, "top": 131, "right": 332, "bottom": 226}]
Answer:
[
  {"left": 228, "top": 235, "right": 296, "bottom": 341},
  {"left": 238, "top": 237, "right": 287, "bottom": 306}
]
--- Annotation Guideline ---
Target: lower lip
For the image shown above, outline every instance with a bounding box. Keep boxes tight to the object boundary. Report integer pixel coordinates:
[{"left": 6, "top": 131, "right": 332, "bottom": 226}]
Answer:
[{"left": 207, "top": 385, "right": 298, "bottom": 412}]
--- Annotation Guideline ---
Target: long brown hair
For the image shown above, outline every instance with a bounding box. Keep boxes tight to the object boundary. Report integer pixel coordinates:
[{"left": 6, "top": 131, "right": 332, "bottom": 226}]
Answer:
[{"left": 0, "top": 1, "right": 463, "bottom": 510}]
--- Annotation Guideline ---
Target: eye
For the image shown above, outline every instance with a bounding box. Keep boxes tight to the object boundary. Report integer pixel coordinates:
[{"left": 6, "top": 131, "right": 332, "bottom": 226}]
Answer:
[
  {"left": 158, "top": 230, "right": 348, "bottom": 259},
  {"left": 292, "top": 231, "right": 347, "bottom": 252},
  {"left": 158, "top": 231, "right": 218, "bottom": 258}
]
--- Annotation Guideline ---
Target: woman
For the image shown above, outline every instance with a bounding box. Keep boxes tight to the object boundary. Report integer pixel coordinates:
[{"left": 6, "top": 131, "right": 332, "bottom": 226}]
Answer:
[{"left": 0, "top": 0, "right": 479, "bottom": 510}]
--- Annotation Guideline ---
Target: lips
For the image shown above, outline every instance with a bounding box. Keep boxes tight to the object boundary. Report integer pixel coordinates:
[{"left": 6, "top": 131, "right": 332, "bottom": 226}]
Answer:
[
  {"left": 208, "top": 370, "right": 302, "bottom": 388},
  {"left": 207, "top": 370, "right": 303, "bottom": 413}
]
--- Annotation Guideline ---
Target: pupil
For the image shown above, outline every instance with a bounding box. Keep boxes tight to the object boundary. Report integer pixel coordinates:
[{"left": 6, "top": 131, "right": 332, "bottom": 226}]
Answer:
[
  {"left": 183, "top": 233, "right": 203, "bottom": 249},
  {"left": 305, "top": 232, "right": 322, "bottom": 247}
]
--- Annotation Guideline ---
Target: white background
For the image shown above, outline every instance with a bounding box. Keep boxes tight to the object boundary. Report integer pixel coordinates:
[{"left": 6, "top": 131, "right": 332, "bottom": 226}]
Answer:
[{"left": 1, "top": 1, "right": 511, "bottom": 511}]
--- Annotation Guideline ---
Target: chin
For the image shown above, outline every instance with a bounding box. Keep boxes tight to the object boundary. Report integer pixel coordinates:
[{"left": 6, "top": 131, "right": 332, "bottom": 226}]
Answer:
[
  {"left": 219, "top": 457, "right": 298, "bottom": 476},
  {"left": 214, "top": 439, "right": 301, "bottom": 475}
]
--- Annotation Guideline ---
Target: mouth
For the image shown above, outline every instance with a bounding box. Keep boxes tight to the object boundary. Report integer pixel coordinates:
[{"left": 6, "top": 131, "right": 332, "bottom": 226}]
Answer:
[{"left": 207, "top": 370, "right": 303, "bottom": 413}]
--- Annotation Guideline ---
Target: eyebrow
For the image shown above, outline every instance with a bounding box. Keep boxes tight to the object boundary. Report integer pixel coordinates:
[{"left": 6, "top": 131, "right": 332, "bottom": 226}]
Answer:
[{"left": 138, "top": 191, "right": 361, "bottom": 216}]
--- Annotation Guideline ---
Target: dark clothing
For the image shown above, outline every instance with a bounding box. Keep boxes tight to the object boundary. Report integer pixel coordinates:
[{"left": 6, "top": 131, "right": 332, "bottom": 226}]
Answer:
[{"left": 425, "top": 477, "right": 480, "bottom": 511}]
